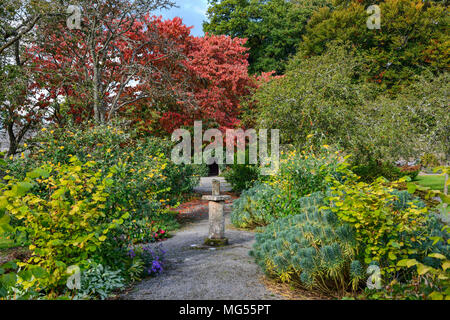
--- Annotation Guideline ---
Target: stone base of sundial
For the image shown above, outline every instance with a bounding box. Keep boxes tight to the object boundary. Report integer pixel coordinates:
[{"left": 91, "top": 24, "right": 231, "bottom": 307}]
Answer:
[{"left": 202, "top": 180, "right": 230, "bottom": 247}]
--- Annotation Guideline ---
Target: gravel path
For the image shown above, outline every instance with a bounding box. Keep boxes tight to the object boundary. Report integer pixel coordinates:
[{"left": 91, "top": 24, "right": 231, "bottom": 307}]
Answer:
[{"left": 121, "top": 180, "right": 283, "bottom": 300}]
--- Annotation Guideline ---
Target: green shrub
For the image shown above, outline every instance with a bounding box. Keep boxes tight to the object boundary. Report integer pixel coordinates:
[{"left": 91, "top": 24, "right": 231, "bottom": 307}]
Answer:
[
  {"left": 249, "top": 151, "right": 449, "bottom": 298},
  {"left": 3, "top": 124, "right": 203, "bottom": 245},
  {"left": 399, "top": 165, "right": 420, "bottom": 181},
  {"left": 7, "top": 124, "right": 202, "bottom": 204},
  {"left": 271, "top": 147, "right": 341, "bottom": 199},
  {"left": 421, "top": 153, "right": 440, "bottom": 169},
  {"left": 325, "top": 167, "right": 433, "bottom": 270},
  {"left": 250, "top": 199, "right": 360, "bottom": 295},
  {"left": 221, "top": 147, "right": 262, "bottom": 193},
  {"left": 222, "top": 164, "right": 260, "bottom": 193},
  {"left": 231, "top": 184, "right": 327, "bottom": 229},
  {"left": 0, "top": 158, "right": 132, "bottom": 296},
  {"left": 352, "top": 160, "right": 410, "bottom": 182},
  {"left": 231, "top": 147, "right": 341, "bottom": 229},
  {"left": 325, "top": 161, "right": 449, "bottom": 298},
  {"left": 75, "top": 262, "right": 126, "bottom": 300}
]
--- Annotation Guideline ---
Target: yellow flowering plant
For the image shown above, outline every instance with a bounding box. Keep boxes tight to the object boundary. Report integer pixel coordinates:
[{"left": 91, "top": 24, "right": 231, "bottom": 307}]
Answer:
[{"left": 0, "top": 157, "right": 130, "bottom": 296}]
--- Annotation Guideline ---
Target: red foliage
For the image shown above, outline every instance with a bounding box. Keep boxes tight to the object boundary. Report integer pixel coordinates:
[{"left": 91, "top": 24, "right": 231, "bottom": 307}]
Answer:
[{"left": 29, "top": 15, "right": 263, "bottom": 133}]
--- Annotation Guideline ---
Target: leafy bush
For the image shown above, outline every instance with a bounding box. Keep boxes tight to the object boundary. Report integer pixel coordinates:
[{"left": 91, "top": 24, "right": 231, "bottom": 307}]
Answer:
[
  {"left": 252, "top": 43, "right": 372, "bottom": 150},
  {"left": 326, "top": 176, "right": 429, "bottom": 270},
  {"left": 352, "top": 160, "right": 407, "bottom": 182},
  {"left": 421, "top": 153, "right": 440, "bottom": 170},
  {"left": 231, "top": 183, "right": 277, "bottom": 228},
  {"left": 250, "top": 197, "right": 360, "bottom": 295},
  {"left": 326, "top": 164, "right": 449, "bottom": 266},
  {"left": 249, "top": 151, "right": 449, "bottom": 298},
  {"left": 231, "top": 184, "right": 327, "bottom": 229},
  {"left": 399, "top": 165, "right": 420, "bottom": 181},
  {"left": 0, "top": 158, "right": 131, "bottom": 295},
  {"left": 8, "top": 124, "right": 202, "bottom": 204},
  {"left": 0, "top": 124, "right": 195, "bottom": 299},
  {"left": 300, "top": 0, "right": 448, "bottom": 90},
  {"left": 222, "top": 164, "right": 260, "bottom": 193},
  {"left": 352, "top": 160, "right": 420, "bottom": 183},
  {"left": 3, "top": 124, "right": 203, "bottom": 245},
  {"left": 231, "top": 147, "right": 340, "bottom": 229},
  {"left": 367, "top": 225, "right": 450, "bottom": 300},
  {"left": 75, "top": 262, "right": 126, "bottom": 300},
  {"left": 271, "top": 148, "right": 341, "bottom": 198}
]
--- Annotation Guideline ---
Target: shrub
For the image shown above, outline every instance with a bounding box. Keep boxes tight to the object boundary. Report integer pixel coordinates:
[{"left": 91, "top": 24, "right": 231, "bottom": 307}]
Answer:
[
  {"left": 421, "top": 153, "right": 440, "bottom": 169},
  {"left": 250, "top": 197, "right": 360, "bottom": 295},
  {"left": 231, "top": 183, "right": 278, "bottom": 228},
  {"left": 221, "top": 147, "right": 262, "bottom": 193},
  {"left": 222, "top": 164, "right": 260, "bottom": 193},
  {"left": 324, "top": 165, "right": 445, "bottom": 272},
  {"left": 366, "top": 225, "right": 450, "bottom": 300},
  {"left": 231, "top": 184, "right": 327, "bottom": 229},
  {"left": 75, "top": 262, "right": 126, "bottom": 300},
  {"left": 3, "top": 124, "right": 203, "bottom": 245},
  {"left": 1, "top": 260, "right": 45, "bottom": 300},
  {"left": 399, "top": 165, "right": 420, "bottom": 181},
  {"left": 269, "top": 147, "right": 341, "bottom": 199},
  {"left": 325, "top": 162, "right": 450, "bottom": 298},
  {"left": 7, "top": 124, "right": 202, "bottom": 204},
  {"left": 352, "top": 160, "right": 413, "bottom": 183},
  {"left": 252, "top": 43, "right": 372, "bottom": 149},
  {"left": 0, "top": 158, "right": 131, "bottom": 295},
  {"left": 231, "top": 147, "right": 341, "bottom": 229},
  {"left": 249, "top": 151, "right": 449, "bottom": 298}
]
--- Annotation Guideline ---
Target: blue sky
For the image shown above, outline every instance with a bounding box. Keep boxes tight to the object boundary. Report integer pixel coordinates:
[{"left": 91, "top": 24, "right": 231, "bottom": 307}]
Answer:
[{"left": 154, "top": 0, "right": 209, "bottom": 37}]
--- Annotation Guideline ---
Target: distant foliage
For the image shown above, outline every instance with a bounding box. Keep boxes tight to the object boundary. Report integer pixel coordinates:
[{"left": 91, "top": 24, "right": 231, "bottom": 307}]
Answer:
[
  {"left": 222, "top": 164, "right": 260, "bottom": 193},
  {"left": 253, "top": 39, "right": 449, "bottom": 176},
  {"left": 204, "top": 0, "right": 334, "bottom": 74},
  {"left": 300, "top": 0, "right": 449, "bottom": 90},
  {"left": 252, "top": 43, "right": 374, "bottom": 150}
]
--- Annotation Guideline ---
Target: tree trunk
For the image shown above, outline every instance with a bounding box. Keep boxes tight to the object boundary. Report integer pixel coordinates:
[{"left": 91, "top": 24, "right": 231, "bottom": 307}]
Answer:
[
  {"left": 6, "top": 122, "right": 17, "bottom": 157},
  {"left": 93, "top": 63, "right": 101, "bottom": 122},
  {"left": 444, "top": 173, "right": 448, "bottom": 196}
]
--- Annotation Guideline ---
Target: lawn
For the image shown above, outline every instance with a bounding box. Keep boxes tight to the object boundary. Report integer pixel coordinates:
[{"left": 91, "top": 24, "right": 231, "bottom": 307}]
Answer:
[{"left": 416, "top": 174, "right": 446, "bottom": 192}]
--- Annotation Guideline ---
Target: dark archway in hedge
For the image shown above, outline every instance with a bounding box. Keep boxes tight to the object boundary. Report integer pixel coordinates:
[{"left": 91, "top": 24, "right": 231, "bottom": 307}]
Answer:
[{"left": 208, "top": 163, "right": 219, "bottom": 176}]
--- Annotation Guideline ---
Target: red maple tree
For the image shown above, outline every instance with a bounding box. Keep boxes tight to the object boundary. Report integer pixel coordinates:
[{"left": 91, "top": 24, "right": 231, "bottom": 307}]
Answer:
[{"left": 29, "top": 9, "right": 264, "bottom": 134}]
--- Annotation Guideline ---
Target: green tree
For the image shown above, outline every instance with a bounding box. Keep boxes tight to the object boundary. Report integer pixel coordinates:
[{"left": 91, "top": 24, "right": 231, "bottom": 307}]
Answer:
[
  {"left": 252, "top": 43, "right": 375, "bottom": 150},
  {"left": 252, "top": 40, "right": 449, "bottom": 170},
  {"left": 300, "top": 0, "right": 449, "bottom": 91},
  {"left": 203, "top": 0, "right": 333, "bottom": 74}
]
